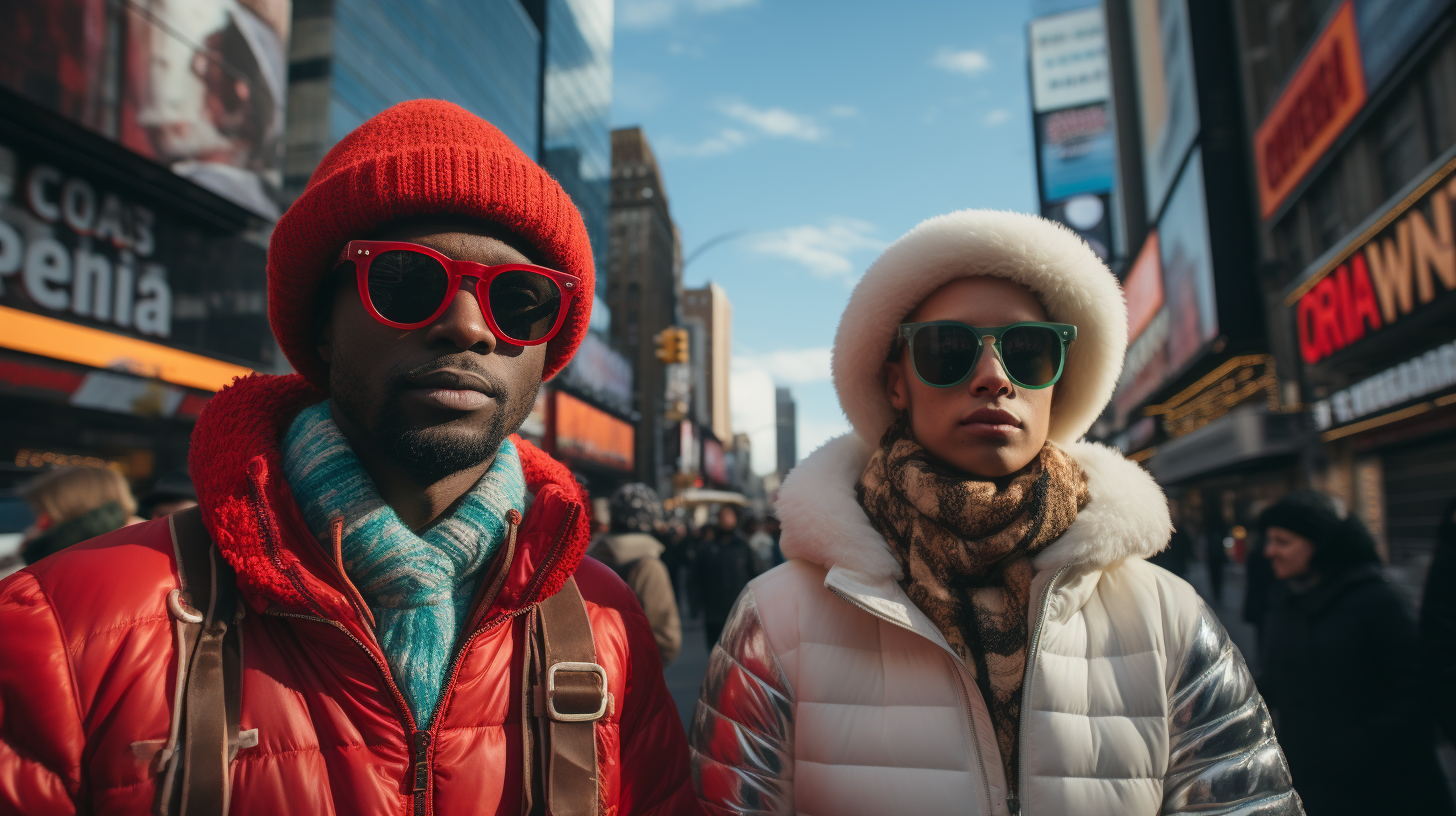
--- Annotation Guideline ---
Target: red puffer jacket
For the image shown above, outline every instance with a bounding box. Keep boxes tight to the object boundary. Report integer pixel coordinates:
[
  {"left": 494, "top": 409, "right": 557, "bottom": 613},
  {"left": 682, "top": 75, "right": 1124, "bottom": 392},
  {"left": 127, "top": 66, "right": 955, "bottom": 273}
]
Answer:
[{"left": 0, "top": 374, "right": 698, "bottom": 815}]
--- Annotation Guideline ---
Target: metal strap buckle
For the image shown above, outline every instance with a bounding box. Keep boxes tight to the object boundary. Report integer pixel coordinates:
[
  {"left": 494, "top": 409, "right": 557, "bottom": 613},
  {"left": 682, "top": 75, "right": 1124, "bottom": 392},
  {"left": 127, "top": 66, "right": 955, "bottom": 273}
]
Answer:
[{"left": 545, "top": 661, "right": 608, "bottom": 722}]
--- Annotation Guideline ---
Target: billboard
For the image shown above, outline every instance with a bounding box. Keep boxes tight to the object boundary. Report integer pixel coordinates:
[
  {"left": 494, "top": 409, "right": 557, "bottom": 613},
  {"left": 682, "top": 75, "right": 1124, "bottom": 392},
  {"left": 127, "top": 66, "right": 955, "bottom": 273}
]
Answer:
[
  {"left": 554, "top": 390, "right": 634, "bottom": 472},
  {"left": 1129, "top": 0, "right": 1199, "bottom": 218},
  {"left": 0, "top": 0, "right": 289, "bottom": 219},
  {"left": 1037, "top": 103, "right": 1117, "bottom": 201},
  {"left": 1158, "top": 148, "right": 1218, "bottom": 373},
  {"left": 0, "top": 140, "right": 274, "bottom": 375},
  {"left": 1255, "top": 0, "right": 1453, "bottom": 219},
  {"left": 1029, "top": 7, "right": 1110, "bottom": 113},
  {"left": 1110, "top": 234, "right": 1171, "bottom": 424},
  {"left": 1253, "top": 2, "right": 1367, "bottom": 219}
]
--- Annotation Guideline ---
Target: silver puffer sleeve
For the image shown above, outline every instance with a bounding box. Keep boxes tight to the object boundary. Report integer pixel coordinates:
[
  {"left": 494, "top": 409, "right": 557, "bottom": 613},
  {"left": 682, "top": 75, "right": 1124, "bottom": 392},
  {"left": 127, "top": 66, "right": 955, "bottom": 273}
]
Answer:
[
  {"left": 1162, "top": 599, "right": 1304, "bottom": 815},
  {"left": 689, "top": 589, "right": 796, "bottom": 816}
]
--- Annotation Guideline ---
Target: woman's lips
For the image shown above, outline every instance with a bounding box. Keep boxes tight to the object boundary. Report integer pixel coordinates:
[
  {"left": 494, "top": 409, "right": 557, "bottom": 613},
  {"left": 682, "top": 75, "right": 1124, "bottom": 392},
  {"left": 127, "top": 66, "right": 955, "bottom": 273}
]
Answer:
[{"left": 960, "top": 408, "right": 1021, "bottom": 439}]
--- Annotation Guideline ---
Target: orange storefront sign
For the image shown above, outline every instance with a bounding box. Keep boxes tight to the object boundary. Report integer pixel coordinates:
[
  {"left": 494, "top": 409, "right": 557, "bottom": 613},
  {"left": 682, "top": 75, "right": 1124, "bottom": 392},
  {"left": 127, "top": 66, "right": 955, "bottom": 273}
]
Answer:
[
  {"left": 553, "top": 390, "right": 634, "bottom": 472},
  {"left": 1254, "top": 1, "right": 1367, "bottom": 219}
]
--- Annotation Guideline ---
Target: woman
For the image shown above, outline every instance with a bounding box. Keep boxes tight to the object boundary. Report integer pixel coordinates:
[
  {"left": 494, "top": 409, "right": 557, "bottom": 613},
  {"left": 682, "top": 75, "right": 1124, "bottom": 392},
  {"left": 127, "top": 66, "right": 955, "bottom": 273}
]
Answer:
[
  {"left": 1259, "top": 491, "right": 1455, "bottom": 816},
  {"left": 690, "top": 210, "right": 1299, "bottom": 815},
  {"left": 21, "top": 466, "right": 142, "bottom": 565}
]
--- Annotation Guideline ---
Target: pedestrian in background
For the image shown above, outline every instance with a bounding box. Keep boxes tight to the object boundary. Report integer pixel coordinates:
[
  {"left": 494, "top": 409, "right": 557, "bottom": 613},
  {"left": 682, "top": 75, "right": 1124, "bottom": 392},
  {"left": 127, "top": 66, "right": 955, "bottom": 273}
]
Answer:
[
  {"left": 588, "top": 483, "right": 682, "bottom": 664},
  {"left": 1258, "top": 490, "right": 1454, "bottom": 816},
  {"left": 746, "top": 513, "right": 777, "bottom": 574},
  {"left": 693, "top": 210, "right": 1298, "bottom": 816},
  {"left": 138, "top": 468, "right": 198, "bottom": 520},
  {"left": 1421, "top": 494, "right": 1456, "bottom": 744},
  {"left": 1201, "top": 491, "right": 1231, "bottom": 606},
  {"left": 692, "top": 505, "right": 756, "bottom": 650},
  {"left": 21, "top": 466, "right": 142, "bottom": 565},
  {"left": 1148, "top": 500, "right": 1192, "bottom": 576}
]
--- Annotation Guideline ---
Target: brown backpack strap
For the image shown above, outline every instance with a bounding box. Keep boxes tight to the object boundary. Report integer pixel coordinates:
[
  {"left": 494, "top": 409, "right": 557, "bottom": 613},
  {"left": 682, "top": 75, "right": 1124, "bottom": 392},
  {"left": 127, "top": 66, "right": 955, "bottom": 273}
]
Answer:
[
  {"left": 156, "top": 506, "right": 245, "bottom": 816},
  {"left": 521, "top": 576, "right": 606, "bottom": 816}
]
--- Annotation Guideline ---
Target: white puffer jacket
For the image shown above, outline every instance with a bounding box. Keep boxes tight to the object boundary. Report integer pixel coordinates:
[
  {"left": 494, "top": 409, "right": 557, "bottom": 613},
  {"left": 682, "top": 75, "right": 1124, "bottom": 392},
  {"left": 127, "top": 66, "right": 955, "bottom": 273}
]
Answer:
[{"left": 689, "top": 434, "right": 1300, "bottom": 815}]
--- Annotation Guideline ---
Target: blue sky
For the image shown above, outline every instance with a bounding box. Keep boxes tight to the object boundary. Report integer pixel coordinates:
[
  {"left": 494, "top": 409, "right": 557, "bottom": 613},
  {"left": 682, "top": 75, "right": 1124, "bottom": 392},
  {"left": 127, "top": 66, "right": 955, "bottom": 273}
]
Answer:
[{"left": 610, "top": 0, "right": 1040, "bottom": 473}]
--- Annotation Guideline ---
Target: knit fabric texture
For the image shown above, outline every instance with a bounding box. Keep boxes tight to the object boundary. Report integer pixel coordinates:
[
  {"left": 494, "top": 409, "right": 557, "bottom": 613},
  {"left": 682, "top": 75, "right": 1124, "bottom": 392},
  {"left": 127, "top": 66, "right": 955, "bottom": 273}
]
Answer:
[
  {"left": 268, "top": 98, "right": 595, "bottom": 390},
  {"left": 281, "top": 401, "right": 526, "bottom": 725}
]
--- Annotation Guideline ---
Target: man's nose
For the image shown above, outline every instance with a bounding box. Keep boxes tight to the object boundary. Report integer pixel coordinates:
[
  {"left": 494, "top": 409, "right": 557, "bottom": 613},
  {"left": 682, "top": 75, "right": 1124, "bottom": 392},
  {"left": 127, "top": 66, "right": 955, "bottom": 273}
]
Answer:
[
  {"left": 423, "top": 279, "right": 498, "bottom": 353},
  {"left": 966, "top": 336, "right": 1013, "bottom": 397}
]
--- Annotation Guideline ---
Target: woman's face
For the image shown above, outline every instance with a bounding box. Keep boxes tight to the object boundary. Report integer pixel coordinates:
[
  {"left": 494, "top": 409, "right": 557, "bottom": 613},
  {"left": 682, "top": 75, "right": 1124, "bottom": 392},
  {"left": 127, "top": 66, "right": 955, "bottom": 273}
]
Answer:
[
  {"left": 1265, "top": 526, "right": 1316, "bottom": 579},
  {"left": 885, "top": 276, "right": 1055, "bottom": 477}
]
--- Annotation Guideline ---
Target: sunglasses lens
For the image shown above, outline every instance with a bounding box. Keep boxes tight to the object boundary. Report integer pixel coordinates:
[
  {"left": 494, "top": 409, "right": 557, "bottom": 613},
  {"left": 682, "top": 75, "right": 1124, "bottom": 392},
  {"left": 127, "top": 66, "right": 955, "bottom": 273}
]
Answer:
[
  {"left": 910, "top": 324, "right": 979, "bottom": 386},
  {"left": 366, "top": 250, "right": 450, "bottom": 325},
  {"left": 1000, "top": 325, "right": 1064, "bottom": 386},
  {"left": 489, "top": 270, "right": 563, "bottom": 342}
]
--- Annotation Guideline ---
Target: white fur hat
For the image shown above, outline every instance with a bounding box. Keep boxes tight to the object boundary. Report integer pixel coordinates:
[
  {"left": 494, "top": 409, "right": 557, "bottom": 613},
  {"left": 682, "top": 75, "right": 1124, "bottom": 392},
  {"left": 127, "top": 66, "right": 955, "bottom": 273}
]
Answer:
[{"left": 832, "top": 209, "right": 1127, "bottom": 447}]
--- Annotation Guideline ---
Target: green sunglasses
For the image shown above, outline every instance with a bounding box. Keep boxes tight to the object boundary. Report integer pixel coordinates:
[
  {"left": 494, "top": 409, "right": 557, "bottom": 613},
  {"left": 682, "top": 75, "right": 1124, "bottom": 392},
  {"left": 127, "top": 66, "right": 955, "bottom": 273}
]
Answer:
[{"left": 897, "top": 321, "right": 1077, "bottom": 390}]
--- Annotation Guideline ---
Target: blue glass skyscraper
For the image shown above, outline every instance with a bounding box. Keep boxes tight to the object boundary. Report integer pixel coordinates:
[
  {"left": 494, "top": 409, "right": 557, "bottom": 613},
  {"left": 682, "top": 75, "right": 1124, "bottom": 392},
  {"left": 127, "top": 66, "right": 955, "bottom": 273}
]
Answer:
[{"left": 539, "top": 0, "right": 613, "bottom": 276}]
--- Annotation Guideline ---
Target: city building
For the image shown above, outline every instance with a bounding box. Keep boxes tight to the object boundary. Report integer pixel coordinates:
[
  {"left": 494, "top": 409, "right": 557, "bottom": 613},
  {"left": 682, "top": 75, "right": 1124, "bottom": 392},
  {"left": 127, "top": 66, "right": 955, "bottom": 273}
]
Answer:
[
  {"left": 607, "top": 127, "right": 682, "bottom": 492},
  {"left": 682, "top": 282, "right": 733, "bottom": 446},
  {"left": 1098, "top": 0, "right": 1290, "bottom": 564},
  {"left": 0, "top": 0, "right": 289, "bottom": 490},
  {"left": 284, "top": 0, "right": 544, "bottom": 200},
  {"left": 776, "top": 387, "right": 797, "bottom": 478},
  {"left": 539, "top": 0, "right": 613, "bottom": 278},
  {"left": 1232, "top": 0, "right": 1456, "bottom": 594}
]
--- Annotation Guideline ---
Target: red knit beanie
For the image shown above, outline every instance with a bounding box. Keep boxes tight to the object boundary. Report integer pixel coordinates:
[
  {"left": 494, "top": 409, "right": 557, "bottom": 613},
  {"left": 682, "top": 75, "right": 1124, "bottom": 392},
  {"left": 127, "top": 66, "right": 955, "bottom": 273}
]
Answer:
[{"left": 267, "top": 99, "right": 595, "bottom": 389}]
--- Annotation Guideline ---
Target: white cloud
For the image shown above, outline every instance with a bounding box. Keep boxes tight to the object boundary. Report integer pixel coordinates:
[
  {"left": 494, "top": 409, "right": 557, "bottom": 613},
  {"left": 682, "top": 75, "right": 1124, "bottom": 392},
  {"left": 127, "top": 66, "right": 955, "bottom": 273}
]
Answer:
[
  {"left": 933, "top": 47, "right": 992, "bottom": 76},
  {"left": 659, "top": 128, "right": 749, "bottom": 157},
  {"left": 828, "top": 104, "right": 860, "bottom": 118},
  {"left": 737, "top": 347, "right": 832, "bottom": 386},
  {"left": 619, "top": 0, "right": 756, "bottom": 29},
  {"left": 984, "top": 108, "right": 1011, "bottom": 126},
  {"left": 748, "top": 218, "right": 886, "bottom": 278},
  {"left": 719, "top": 101, "right": 825, "bottom": 142},
  {"left": 730, "top": 358, "right": 780, "bottom": 475}
]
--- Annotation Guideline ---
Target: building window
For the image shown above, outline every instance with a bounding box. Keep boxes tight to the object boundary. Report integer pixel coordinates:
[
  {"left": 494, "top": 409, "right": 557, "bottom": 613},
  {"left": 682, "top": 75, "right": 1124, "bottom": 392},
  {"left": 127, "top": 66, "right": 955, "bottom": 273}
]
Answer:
[{"left": 1375, "top": 89, "right": 1430, "bottom": 199}]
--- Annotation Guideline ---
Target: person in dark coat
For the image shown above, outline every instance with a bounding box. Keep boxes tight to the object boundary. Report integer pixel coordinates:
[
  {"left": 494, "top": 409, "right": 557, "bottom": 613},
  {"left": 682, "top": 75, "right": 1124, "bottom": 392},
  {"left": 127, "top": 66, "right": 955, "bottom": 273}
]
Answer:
[
  {"left": 1148, "top": 502, "right": 1192, "bottom": 576},
  {"left": 1258, "top": 491, "right": 1455, "bottom": 816},
  {"left": 1421, "top": 494, "right": 1456, "bottom": 744},
  {"left": 692, "top": 505, "right": 758, "bottom": 650}
]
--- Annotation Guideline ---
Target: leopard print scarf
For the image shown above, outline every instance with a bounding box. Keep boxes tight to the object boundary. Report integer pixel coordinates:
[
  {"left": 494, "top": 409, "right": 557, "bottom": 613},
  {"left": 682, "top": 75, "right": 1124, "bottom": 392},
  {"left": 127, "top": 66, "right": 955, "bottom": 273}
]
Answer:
[{"left": 856, "top": 414, "right": 1089, "bottom": 793}]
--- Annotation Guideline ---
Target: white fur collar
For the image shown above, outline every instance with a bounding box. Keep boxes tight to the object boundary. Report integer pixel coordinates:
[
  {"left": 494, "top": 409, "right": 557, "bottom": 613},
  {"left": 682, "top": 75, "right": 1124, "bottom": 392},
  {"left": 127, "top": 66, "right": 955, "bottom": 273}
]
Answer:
[{"left": 776, "top": 433, "right": 1172, "bottom": 581}]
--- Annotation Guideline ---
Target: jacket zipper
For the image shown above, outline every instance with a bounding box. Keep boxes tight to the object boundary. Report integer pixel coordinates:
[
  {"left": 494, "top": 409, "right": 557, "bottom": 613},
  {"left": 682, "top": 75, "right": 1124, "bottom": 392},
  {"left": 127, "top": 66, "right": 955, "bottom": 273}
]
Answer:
[
  {"left": 263, "top": 499, "right": 577, "bottom": 816},
  {"left": 827, "top": 586, "right": 994, "bottom": 813},
  {"left": 1009, "top": 565, "right": 1069, "bottom": 816}
]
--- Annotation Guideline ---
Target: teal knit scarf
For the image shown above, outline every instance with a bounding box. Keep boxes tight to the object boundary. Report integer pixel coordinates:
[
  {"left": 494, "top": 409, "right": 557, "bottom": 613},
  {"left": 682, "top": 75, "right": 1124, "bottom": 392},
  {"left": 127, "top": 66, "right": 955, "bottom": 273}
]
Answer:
[{"left": 282, "top": 401, "right": 526, "bottom": 726}]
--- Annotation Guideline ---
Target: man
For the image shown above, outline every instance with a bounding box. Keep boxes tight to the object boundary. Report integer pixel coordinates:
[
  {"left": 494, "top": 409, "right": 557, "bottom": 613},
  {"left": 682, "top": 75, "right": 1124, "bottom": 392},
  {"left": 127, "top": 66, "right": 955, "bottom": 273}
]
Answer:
[
  {"left": 0, "top": 100, "right": 697, "bottom": 815},
  {"left": 691, "top": 506, "right": 756, "bottom": 650}
]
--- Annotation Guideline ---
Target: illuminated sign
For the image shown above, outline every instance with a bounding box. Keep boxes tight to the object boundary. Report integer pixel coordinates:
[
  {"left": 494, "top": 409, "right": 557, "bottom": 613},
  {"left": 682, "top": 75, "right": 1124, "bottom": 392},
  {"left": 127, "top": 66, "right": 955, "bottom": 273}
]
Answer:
[
  {"left": 1312, "top": 338, "right": 1456, "bottom": 433},
  {"left": 1123, "top": 231, "right": 1163, "bottom": 342},
  {"left": 1294, "top": 169, "right": 1456, "bottom": 364},
  {"left": 1255, "top": 2, "right": 1368, "bottom": 219},
  {"left": 553, "top": 390, "right": 634, "bottom": 472}
]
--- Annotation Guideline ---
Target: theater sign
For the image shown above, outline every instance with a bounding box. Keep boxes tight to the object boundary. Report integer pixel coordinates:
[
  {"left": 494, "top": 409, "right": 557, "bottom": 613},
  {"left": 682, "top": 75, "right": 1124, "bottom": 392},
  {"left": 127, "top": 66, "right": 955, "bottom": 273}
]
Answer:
[{"left": 1287, "top": 148, "right": 1456, "bottom": 436}]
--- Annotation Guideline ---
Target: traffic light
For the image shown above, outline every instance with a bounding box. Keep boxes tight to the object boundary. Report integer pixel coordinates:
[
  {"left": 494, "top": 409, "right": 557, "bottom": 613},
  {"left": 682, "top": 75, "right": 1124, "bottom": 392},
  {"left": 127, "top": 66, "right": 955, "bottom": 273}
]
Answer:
[{"left": 655, "top": 327, "right": 690, "bottom": 364}]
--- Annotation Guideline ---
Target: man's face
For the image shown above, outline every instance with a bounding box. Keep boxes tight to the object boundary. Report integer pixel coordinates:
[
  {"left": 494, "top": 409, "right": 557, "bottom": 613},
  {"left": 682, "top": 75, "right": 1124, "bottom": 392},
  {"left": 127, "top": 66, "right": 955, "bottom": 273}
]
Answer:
[
  {"left": 718, "top": 507, "right": 737, "bottom": 531},
  {"left": 316, "top": 218, "right": 549, "bottom": 484}
]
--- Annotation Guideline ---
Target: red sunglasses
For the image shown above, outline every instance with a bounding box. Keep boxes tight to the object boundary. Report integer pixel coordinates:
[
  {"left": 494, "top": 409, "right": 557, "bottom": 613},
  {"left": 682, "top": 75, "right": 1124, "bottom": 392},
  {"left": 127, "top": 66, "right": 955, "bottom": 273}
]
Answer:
[{"left": 339, "top": 240, "right": 582, "bottom": 346}]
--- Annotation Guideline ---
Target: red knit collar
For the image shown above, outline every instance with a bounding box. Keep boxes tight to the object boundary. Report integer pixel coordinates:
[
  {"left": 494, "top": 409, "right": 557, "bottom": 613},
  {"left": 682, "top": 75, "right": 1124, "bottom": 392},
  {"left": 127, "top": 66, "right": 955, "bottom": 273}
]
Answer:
[{"left": 189, "top": 373, "right": 590, "bottom": 621}]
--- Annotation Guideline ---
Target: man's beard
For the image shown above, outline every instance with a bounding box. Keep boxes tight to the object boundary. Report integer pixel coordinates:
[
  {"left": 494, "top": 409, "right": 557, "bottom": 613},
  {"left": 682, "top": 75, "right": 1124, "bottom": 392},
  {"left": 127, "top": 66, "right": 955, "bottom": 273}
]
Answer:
[{"left": 333, "top": 358, "right": 538, "bottom": 485}]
